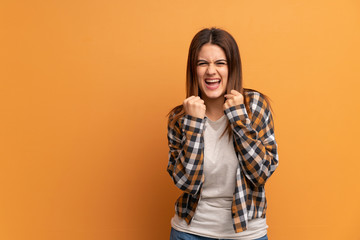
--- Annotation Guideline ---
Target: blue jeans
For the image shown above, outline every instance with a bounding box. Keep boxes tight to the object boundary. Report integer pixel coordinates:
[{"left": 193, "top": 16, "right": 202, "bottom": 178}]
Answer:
[{"left": 170, "top": 227, "right": 268, "bottom": 240}]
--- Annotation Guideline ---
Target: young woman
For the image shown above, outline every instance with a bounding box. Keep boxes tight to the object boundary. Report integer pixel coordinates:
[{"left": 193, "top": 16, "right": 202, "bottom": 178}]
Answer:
[{"left": 166, "top": 27, "right": 279, "bottom": 240}]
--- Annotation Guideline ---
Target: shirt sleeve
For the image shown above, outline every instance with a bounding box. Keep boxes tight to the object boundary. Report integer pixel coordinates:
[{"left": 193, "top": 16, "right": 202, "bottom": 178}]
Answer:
[
  {"left": 166, "top": 113, "right": 206, "bottom": 196},
  {"left": 224, "top": 93, "right": 279, "bottom": 187}
]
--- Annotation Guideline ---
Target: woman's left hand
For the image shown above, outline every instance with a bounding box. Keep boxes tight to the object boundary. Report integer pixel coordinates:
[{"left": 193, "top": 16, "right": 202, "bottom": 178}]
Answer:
[{"left": 224, "top": 90, "right": 244, "bottom": 110}]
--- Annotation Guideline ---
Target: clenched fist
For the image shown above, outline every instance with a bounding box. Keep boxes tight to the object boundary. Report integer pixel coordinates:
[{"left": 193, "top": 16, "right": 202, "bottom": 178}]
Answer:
[
  {"left": 224, "top": 90, "right": 244, "bottom": 110},
  {"left": 183, "top": 96, "right": 206, "bottom": 119}
]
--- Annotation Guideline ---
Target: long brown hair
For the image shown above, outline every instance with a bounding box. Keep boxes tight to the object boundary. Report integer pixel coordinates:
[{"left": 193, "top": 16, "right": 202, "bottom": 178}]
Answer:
[{"left": 166, "top": 27, "right": 274, "bottom": 140}]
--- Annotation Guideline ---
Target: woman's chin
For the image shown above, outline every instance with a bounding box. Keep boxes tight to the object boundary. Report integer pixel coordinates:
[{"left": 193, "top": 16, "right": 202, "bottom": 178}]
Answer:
[{"left": 202, "top": 92, "right": 224, "bottom": 100}]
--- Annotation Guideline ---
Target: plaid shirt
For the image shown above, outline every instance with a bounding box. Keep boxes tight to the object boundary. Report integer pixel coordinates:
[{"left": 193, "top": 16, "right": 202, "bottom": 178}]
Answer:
[{"left": 167, "top": 91, "right": 279, "bottom": 233}]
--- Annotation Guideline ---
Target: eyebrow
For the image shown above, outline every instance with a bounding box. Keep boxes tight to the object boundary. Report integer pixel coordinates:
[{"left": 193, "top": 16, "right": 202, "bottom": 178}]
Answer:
[{"left": 197, "top": 59, "right": 227, "bottom": 63}]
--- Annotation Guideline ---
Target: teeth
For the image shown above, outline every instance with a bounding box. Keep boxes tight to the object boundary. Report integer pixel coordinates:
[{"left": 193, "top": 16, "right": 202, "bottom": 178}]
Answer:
[{"left": 205, "top": 79, "right": 220, "bottom": 83}]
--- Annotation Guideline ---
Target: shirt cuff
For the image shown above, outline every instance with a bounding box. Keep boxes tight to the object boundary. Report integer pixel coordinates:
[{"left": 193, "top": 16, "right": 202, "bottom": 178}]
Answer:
[
  {"left": 181, "top": 114, "right": 206, "bottom": 134},
  {"left": 224, "top": 104, "right": 251, "bottom": 126}
]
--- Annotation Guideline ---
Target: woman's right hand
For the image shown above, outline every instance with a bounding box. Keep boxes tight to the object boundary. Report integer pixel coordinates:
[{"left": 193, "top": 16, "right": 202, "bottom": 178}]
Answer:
[{"left": 183, "top": 96, "right": 206, "bottom": 119}]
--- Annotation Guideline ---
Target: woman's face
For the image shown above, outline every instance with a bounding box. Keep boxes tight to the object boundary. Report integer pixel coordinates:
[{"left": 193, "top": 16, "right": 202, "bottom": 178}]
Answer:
[{"left": 196, "top": 43, "right": 228, "bottom": 101}]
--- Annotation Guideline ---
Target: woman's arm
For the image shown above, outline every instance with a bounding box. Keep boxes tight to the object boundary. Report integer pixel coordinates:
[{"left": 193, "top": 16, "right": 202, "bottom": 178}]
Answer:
[
  {"left": 224, "top": 92, "right": 279, "bottom": 187},
  {"left": 166, "top": 114, "right": 206, "bottom": 196}
]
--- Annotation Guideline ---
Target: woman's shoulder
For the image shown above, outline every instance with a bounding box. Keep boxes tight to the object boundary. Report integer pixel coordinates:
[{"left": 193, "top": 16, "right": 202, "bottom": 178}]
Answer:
[
  {"left": 244, "top": 88, "right": 263, "bottom": 97},
  {"left": 167, "top": 105, "right": 186, "bottom": 133},
  {"left": 244, "top": 89, "right": 267, "bottom": 106},
  {"left": 243, "top": 89, "right": 271, "bottom": 123}
]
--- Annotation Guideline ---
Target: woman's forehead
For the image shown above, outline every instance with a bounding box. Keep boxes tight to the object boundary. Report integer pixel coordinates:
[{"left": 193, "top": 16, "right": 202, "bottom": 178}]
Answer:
[{"left": 198, "top": 44, "right": 226, "bottom": 60}]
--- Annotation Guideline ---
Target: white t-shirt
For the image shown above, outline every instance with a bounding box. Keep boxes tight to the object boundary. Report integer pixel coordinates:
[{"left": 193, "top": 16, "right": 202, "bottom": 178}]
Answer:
[{"left": 171, "top": 114, "right": 268, "bottom": 239}]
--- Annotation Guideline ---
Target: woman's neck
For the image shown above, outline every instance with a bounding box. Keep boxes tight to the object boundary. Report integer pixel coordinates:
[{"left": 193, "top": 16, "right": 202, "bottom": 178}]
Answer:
[{"left": 204, "top": 96, "right": 225, "bottom": 121}]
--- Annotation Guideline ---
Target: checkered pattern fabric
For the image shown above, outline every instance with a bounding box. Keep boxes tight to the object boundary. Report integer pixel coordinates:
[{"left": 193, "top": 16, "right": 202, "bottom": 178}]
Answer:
[{"left": 167, "top": 91, "right": 279, "bottom": 233}]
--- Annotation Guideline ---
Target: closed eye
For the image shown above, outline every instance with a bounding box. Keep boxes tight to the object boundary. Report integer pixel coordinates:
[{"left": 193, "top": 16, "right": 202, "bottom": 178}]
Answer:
[{"left": 197, "top": 62, "right": 208, "bottom": 66}]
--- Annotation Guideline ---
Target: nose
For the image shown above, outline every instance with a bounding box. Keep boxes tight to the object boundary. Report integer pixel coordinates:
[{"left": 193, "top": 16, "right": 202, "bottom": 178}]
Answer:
[{"left": 206, "top": 63, "right": 216, "bottom": 75}]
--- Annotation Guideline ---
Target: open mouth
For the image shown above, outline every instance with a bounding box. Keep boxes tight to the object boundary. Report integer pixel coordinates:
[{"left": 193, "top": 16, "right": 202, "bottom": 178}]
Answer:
[
  {"left": 205, "top": 79, "right": 221, "bottom": 85},
  {"left": 204, "top": 78, "right": 221, "bottom": 90}
]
